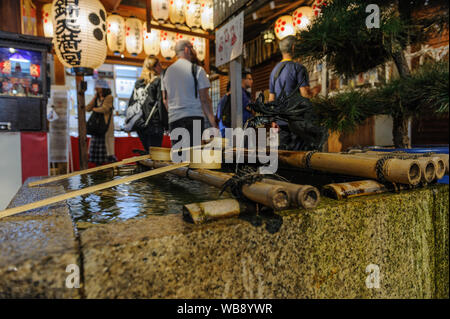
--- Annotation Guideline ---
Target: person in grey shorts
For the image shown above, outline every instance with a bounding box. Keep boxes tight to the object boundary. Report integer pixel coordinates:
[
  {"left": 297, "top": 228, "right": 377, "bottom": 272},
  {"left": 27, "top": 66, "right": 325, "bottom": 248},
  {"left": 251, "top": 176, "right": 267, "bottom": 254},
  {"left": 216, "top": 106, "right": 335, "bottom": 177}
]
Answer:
[{"left": 162, "top": 40, "right": 218, "bottom": 149}]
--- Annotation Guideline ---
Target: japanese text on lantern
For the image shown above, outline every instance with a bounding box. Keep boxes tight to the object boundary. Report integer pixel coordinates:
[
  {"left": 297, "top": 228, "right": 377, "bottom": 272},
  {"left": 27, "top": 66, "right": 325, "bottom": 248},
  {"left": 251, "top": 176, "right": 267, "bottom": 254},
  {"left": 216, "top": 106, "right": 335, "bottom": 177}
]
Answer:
[{"left": 54, "top": 0, "right": 81, "bottom": 66}]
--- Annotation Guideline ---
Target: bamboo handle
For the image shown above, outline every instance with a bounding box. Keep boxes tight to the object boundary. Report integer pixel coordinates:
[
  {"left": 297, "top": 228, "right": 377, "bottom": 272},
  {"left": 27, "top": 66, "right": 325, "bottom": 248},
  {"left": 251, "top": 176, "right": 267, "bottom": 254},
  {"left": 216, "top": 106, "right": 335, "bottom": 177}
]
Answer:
[
  {"left": 0, "top": 162, "right": 189, "bottom": 220},
  {"left": 28, "top": 155, "right": 151, "bottom": 187}
]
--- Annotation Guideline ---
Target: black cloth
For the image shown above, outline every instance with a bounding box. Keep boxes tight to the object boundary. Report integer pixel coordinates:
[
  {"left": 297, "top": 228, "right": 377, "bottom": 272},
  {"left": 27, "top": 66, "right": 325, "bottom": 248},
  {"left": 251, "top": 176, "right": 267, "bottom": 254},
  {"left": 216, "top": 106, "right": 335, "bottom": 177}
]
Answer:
[
  {"left": 169, "top": 116, "right": 204, "bottom": 148},
  {"left": 136, "top": 127, "right": 163, "bottom": 153}
]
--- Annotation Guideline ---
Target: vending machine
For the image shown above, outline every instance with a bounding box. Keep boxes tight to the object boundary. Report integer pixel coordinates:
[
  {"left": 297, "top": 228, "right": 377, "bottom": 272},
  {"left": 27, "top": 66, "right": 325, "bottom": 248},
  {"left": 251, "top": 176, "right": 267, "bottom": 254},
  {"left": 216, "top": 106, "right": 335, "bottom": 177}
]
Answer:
[{"left": 0, "top": 31, "right": 52, "bottom": 209}]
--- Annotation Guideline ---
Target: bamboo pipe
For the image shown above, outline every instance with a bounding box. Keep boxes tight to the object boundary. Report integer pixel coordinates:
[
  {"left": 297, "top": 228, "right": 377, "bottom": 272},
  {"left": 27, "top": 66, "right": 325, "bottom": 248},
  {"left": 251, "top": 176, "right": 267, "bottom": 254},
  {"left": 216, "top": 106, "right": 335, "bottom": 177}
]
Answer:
[
  {"left": 262, "top": 179, "right": 320, "bottom": 209},
  {"left": 28, "top": 155, "right": 151, "bottom": 187},
  {"left": 346, "top": 152, "right": 437, "bottom": 183},
  {"left": 142, "top": 159, "right": 290, "bottom": 210},
  {"left": 435, "top": 154, "right": 449, "bottom": 174},
  {"left": 323, "top": 180, "right": 411, "bottom": 200},
  {"left": 0, "top": 163, "right": 189, "bottom": 220},
  {"left": 183, "top": 199, "right": 244, "bottom": 224},
  {"left": 361, "top": 151, "right": 447, "bottom": 179},
  {"left": 277, "top": 150, "right": 422, "bottom": 186}
]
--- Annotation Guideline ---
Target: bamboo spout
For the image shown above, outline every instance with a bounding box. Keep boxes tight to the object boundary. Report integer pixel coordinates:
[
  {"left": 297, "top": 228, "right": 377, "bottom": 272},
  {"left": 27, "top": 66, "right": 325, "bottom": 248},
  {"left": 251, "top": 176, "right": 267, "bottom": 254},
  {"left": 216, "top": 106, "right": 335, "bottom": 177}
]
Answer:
[
  {"left": 183, "top": 199, "right": 243, "bottom": 224},
  {"left": 142, "top": 159, "right": 290, "bottom": 211},
  {"left": 263, "top": 179, "right": 320, "bottom": 209},
  {"left": 356, "top": 151, "right": 445, "bottom": 182},
  {"left": 323, "top": 180, "right": 411, "bottom": 200},
  {"left": 277, "top": 150, "right": 422, "bottom": 186},
  {"left": 432, "top": 157, "right": 446, "bottom": 180}
]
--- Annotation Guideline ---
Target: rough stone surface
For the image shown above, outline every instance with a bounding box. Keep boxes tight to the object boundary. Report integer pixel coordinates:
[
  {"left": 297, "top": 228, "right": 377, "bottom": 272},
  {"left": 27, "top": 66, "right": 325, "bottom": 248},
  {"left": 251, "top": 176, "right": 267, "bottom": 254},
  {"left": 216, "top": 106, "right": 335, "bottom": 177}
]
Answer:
[
  {"left": 0, "top": 178, "right": 81, "bottom": 298},
  {"left": 80, "top": 185, "right": 449, "bottom": 299}
]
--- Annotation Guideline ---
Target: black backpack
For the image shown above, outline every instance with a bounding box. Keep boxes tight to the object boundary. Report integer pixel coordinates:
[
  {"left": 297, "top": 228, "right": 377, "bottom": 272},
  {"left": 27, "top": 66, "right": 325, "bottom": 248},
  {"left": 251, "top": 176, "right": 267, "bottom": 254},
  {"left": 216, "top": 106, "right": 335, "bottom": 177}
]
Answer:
[{"left": 220, "top": 94, "right": 232, "bottom": 127}]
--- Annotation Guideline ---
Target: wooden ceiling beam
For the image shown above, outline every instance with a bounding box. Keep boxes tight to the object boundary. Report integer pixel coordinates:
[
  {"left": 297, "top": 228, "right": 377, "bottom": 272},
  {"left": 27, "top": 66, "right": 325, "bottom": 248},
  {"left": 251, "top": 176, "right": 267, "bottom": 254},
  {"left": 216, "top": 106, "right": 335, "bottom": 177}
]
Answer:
[
  {"left": 101, "top": 0, "right": 123, "bottom": 11},
  {"left": 261, "top": 0, "right": 308, "bottom": 24}
]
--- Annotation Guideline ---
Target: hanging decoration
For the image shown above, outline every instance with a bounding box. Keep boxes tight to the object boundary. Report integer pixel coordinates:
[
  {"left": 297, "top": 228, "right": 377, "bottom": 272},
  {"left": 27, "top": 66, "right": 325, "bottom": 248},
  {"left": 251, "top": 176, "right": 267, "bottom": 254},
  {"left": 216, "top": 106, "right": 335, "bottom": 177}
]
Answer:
[
  {"left": 274, "top": 15, "right": 296, "bottom": 40},
  {"left": 185, "top": 0, "right": 202, "bottom": 30},
  {"left": 52, "top": 0, "right": 107, "bottom": 73},
  {"left": 312, "top": 0, "right": 330, "bottom": 17},
  {"left": 125, "top": 17, "right": 143, "bottom": 56},
  {"left": 191, "top": 36, "right": 206, "bottom": 61},
  {"left": 169, "top": 0, "right": 186, "bottom": 26},
  {"left": 29, "top": 64, "right": 41, "bottom": 78},
  {"left": 143, "top": 22, "right": 160, "bottom": 56},
  {"left": 160, "top": 31, "right": 176, "bottom": 60},
  {"left": 0, "top": 60, "right": 12, "bottom": 75},
  {"left": 262, "top": 29, "right": 275, "bottom": 44},
  {"left": 292, "top": 6, "right": 314, "bottom": 32},
  {"left": 106, "top": 13, "right": 125, "bottom": 55},
  {"left": 42, "top": 3, "right": 54, "bottom": 38},
  {"left": 200, "top": 0, "right": 213, "bottom": 31},
  {"left": 152, "top": 0, "right": 170, "bottom": 23}
]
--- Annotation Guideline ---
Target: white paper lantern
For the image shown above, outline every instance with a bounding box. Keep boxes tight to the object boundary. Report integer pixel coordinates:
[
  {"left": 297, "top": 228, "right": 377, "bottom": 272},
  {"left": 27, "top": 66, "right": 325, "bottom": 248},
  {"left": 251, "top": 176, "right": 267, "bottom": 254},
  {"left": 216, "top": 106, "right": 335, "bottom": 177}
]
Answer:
[
  {"left": 169, "top": 0, "right": 185, "bottom": 25},
  {"left": 312, "top": 0, "right": 331, "bottom": 17},
  {"left": 42, "top": 3, "right": 54, "bottom": 38},
  {"left": 152, "top": 0, "right": 170, "bottom": 23},
  {"left": 175, "top": 32, "right": 187, "bottom": 45},
  {"left": 274, "top": 15, "right": 296, "bottom": 40},
  {"left": 185, "top": 0, "right": 202, "bottom": 29},
  {"left": 52, "top": 0, "right": 107, "bottom": 72},
  {"left": 160, "top": 31, "right": 176, "bottom": 59},
  {"left": 190, "top": 36, "right": 206, "bottom": 61},
  {"left": 143, "top": 22, "right": 160, "bottom": 56},
  {"left": 200, "top": 0, "right": 213, "bottom": 31},
  {"left": 292, "top": 6, "right": 314, "bottom": 32},
  {"left": 106, "top": 13, "right": 125, "bottom": 55},
  {"left": 125, "top": 17, "right": 143, "bottom": 56}
]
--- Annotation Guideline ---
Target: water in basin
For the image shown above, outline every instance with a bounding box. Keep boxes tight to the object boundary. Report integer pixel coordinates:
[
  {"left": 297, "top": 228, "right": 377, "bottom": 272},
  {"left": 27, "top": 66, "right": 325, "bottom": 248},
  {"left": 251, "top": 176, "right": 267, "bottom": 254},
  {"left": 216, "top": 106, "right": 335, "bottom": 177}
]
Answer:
[{"left": 60, "top": 167, "right": 230, "bottom": 225}]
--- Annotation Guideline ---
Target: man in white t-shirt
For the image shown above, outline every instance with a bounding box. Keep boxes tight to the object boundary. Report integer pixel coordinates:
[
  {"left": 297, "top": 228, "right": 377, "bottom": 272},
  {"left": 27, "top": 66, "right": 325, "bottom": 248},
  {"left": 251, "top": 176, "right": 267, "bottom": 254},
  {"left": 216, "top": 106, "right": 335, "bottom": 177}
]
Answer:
[{"left": 162, "top": 40, "right": 217, "bottom": 147}]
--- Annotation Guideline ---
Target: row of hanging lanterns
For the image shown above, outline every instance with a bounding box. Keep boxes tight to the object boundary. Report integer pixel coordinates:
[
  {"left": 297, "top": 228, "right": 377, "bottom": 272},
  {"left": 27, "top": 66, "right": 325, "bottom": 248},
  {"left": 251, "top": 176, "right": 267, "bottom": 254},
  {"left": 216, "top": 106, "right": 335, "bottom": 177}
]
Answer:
[
  {"left": 43, "top": 0, "right": 213, "bottom": 38},
  {"left": 274, "top": 0, "right": 329, "bottom": 40},
  {"left": 105, "top": 16, "right": 206, "bottom": 60},
  {"left": 42, "top": 0, "right": 208, "bottom": 65},
  {"left": 151, "top": 0, "right": 213, "bottom": 30}
]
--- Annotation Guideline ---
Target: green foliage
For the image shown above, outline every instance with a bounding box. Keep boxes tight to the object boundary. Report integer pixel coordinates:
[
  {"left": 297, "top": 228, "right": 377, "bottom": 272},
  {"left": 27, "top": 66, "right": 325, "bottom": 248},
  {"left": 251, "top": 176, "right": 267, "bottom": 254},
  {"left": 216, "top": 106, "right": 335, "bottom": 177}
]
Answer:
[
  {"left": 293, "top": 0, "right": 448, "bottom": 77},
  {"left": 312, "top": 61, "right": 449, "bottom": 133}
]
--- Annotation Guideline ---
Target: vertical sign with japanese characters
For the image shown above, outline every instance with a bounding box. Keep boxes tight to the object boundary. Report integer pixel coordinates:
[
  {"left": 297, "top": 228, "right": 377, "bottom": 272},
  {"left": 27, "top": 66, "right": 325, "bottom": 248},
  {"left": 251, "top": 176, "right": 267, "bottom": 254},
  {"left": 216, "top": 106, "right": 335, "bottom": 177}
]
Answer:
[{"left": 215, "top": 11, "right": 244, "bottom": 67}]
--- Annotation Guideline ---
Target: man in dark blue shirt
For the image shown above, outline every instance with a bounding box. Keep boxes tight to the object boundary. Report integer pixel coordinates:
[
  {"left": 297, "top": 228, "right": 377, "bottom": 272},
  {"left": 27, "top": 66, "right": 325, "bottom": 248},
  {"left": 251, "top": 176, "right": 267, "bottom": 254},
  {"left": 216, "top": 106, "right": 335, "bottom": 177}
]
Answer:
[{"left": 269, "top": 35, "right": 314, "bottom": 150}]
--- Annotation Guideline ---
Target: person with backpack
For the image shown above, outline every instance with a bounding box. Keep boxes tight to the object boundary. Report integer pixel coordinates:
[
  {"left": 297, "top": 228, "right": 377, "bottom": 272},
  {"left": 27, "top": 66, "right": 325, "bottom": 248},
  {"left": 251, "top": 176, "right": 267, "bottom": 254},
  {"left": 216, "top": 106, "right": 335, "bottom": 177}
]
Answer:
[
  {"left": 269, "top": 35, "right": 314, "bottom": 150},
  {"left": 216, "top": 69, "right": 254, "bottom": 137},
  {"left": 124, "top": 56, "right": 168, "bottom": 153},
  {"left": 162, "top": 40, "right": 217, "bottom": 149}
]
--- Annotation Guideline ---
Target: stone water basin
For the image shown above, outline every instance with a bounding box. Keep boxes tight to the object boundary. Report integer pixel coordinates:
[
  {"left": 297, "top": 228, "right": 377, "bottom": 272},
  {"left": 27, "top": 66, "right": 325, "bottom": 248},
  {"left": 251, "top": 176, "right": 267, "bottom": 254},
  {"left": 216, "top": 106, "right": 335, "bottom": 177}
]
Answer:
[{"left": 0, "top": 165, "right": 448, "bottom": 298}]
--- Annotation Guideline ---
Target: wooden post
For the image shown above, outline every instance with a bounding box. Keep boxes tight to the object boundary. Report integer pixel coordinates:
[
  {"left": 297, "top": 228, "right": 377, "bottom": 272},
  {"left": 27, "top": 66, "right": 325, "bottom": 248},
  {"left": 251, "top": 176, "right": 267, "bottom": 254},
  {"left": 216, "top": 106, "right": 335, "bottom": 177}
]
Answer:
[
  {"left": 320, "top": 57, "right": 328, "bottom": 98},
  {"left": 76, "top": 75, "right": 88, "bottom": 170},
  {"left": 146, "top": 0, "right": 151, "bottom": 30},
  {"left": 229, "top": 57, "right": 243, "bottom": 129},
  {"left": 204, "top": 38, "right": 210, "bottom": 74},
  {"left": 0, "top": 0, "right": 21, "bottom": 33}
]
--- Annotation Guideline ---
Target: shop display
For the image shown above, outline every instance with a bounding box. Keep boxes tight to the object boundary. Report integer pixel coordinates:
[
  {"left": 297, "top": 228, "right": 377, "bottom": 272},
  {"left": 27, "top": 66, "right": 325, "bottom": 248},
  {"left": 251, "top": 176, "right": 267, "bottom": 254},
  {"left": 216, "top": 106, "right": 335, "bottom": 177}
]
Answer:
[{"left": 0, "top": 47, "right": 43, "bottom": 97}]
